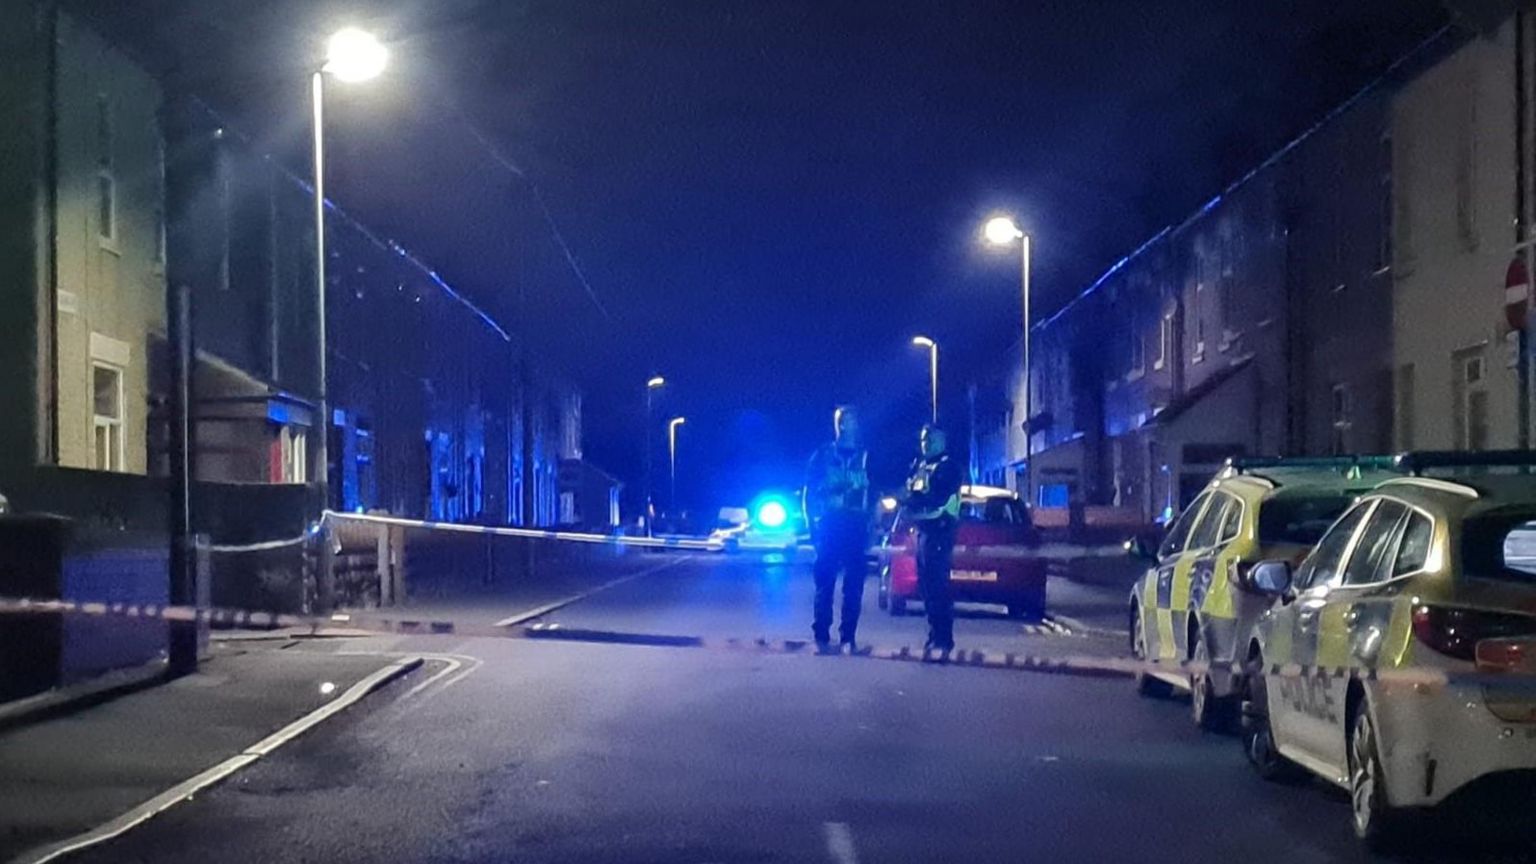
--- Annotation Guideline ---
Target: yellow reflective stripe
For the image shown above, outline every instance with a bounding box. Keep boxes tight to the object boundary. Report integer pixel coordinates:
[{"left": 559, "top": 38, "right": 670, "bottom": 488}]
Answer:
[
  {"left": 1170, "top": 556, "right": 1194, "bottom": 612},
  {"left": 1315, "top": 603, "right": 1353, "bottom": 669},
  {"left": 1381, "top": 597, "right": 1415, "bottom": 669},
  {"left": 1156, "top": 607, "right": 1177, "bottom": 660}
]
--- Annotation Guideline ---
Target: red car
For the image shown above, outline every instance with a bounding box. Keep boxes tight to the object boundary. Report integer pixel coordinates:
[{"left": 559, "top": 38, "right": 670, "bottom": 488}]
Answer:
[{"left": 877, "top": 485, "right": 1046, "bottom": 620}]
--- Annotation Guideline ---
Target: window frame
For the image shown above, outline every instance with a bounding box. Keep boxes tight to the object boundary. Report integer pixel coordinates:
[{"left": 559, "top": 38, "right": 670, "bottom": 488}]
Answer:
[
  {"left": 1341, "top": 500, "right": 1409, "bottom": 588},
  {"left": 1159, "top": 492, "right": 1213, "bottom": 560},
  {"left": 1294, "top": 500, "right": 1374, "bottom": 592},
  {"left": 91, "top": 361, "right": 125, "bottom": 472}
]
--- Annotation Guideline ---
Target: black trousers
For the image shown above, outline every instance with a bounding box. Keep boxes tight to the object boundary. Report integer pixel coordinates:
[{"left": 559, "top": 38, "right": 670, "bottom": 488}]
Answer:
[
  {"left": 916, "top": 525, "right": 956, "bottom": 650},
  {"left": 812, "top": 513, "right": 868, "bottom": 644}
]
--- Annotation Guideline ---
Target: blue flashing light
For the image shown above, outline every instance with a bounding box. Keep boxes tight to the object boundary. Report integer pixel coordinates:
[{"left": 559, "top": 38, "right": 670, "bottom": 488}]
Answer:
[{"left": 757, "top": 500, "right": 788, "bottom": 529}]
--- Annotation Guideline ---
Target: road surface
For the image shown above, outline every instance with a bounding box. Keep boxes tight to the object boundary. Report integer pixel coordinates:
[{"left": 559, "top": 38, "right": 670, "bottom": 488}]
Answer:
[{"left": 62, "top": 553, "right": 1530, "bottom": 863}]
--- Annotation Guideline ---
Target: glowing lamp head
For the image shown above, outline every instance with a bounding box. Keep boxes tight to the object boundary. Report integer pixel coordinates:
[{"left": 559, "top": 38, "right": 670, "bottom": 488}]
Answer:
[
  {"left": 912, "top": 335, "right": 936, "bottom": 349},
  {"left": 756, "top": 500, "right": 789, "bottom": 529},
  {"left": 324, "top": 28, "right": 388, "bottom": 82},
  {"left": 647, "top": 375, "right": 666, "bottom": 389},
  {"left": 984, "top": 216, "right": 1023, "bottom": 246},
  {"left": 880, "top": 496, "right": 899, "bottom": 512}
]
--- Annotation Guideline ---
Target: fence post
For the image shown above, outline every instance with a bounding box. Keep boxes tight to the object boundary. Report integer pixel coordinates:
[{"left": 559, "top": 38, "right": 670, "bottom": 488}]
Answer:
[
  {"left": 375, "top": 521, "right": 391, "bottom": 606},
  {"left": 389, "top": 523, "right": 406, "bottom": 606}
]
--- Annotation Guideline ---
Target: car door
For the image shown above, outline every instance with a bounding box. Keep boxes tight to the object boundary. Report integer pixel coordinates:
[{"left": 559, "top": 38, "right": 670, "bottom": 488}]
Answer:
[
  {"left": 1177, "top": 492, "right": 1240, "bottom": 659},
  {"left": 1307, "top": 500, "right": 1411, "bottom": 773},
  {"left": 1146, "top": 492, "right": 1215, "bottom": 661},
  {"left": 1265, "top": 500, "right": 1372, "bottom": 771}
]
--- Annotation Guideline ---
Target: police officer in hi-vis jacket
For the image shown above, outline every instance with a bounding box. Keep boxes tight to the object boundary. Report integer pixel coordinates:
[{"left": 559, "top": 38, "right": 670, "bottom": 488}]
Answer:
[
  {"left": 803, "top": 407, "right": 871, "bottom": 654},
  {"left": 902, "top": 424, "right": 963, "bottom": 661}
]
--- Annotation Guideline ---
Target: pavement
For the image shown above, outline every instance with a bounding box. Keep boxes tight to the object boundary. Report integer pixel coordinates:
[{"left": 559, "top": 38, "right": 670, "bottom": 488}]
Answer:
[
  {"left": 6, "top": 551, "right": 1533, "bottom": 863},
  {"left": 0, "top": 641, "right": 430, "bottom": 863}
]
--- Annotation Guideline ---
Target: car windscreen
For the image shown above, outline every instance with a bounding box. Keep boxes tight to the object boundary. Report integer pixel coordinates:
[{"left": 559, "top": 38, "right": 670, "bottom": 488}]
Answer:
[
  {"left": 1257, "top": 494, "right": 1355, "bottom": 546},
  {"left": 959, "top": 498, "right": 1029, "bottom": 525},
  {"left": 1461, "top": 510, "right": 1536, "bottom": 581}
]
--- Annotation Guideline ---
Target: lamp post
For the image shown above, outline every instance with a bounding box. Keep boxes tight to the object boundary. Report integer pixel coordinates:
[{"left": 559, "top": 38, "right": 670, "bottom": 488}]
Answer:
[
  {"left": 984, "top": 216, "right": 1031, "bottom": 488},
  {"left": 644, "top": 375, "right": 665, "bottom": 534},
  {"left": 912, "top": 335, "right": 938, "bottom": 425},
  {"left": 312, "top": 27, "right": 387, "bottom": 513},
  {"left": 668, "top": 416, "right": 686, "bottom": 518}
]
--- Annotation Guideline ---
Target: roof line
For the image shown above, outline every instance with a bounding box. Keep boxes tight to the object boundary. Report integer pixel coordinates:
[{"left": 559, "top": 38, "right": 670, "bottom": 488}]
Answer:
[
  {"left": 1023, "top": 24, "right": 1456, "bottom": 341},
  {"left": 184, "top": 97, "right": 514, "bottom": 345}
]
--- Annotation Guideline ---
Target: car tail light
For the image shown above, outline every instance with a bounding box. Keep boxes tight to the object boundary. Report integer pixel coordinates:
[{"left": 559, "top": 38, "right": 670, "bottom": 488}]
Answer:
[
  {"left": 1412, "top": 605, "right": 1536, "bottom": 662},
  {"left": 1475, "top": 638, "right": 1536, "bottom": 675}
]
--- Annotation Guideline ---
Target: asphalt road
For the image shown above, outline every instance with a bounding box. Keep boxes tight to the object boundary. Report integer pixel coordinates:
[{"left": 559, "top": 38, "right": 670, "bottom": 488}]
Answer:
[{"left": 60, "top": 554, "right": 1533, "bottom": 864}]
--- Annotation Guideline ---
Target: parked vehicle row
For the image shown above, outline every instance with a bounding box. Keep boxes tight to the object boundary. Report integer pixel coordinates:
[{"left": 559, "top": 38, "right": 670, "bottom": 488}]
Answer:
[{"left": 1127, "top": 452, "right": 1536, "bottom": 850}]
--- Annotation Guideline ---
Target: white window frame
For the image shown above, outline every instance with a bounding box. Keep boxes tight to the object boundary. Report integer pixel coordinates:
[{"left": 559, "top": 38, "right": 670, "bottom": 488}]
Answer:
[
  {"left": 1192, "top": 285, "right": 1207, "bottom": 363},
  {"left": 95, "top": 94, "right": 118, "bottom": 251},
  {"left": 1330, "top": 383, "right": 1353, "bottom": 456},
  {"left": 279, "top": 425, "right": 308, "bottom": 484},
  {"left": 1155, "top": 313, "right": 1172, "bottom": 371},
  {"left": 91, "top": 361, "right": 125, "bottom": 472}
]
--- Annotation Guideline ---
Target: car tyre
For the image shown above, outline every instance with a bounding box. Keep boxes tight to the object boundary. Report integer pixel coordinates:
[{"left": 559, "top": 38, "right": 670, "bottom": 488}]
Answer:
[
  {"left": 889, "top": 597, "right": 907, "bottom": 617},
  {"left": 1006, "top": 598, "right": 1044, "bottom": 621},
  {"left": 1190, "top": 626, "right": 1237, "bottom": 733},
  {"left": 1131, "top": 602, "right": 1173, "bottom": 698},
  {"left": 1351, "top": 705, "right": 1410, "bottom": 852},
  {"left": 1240, "top": 651, "right": 1304, "bottom": 783}
]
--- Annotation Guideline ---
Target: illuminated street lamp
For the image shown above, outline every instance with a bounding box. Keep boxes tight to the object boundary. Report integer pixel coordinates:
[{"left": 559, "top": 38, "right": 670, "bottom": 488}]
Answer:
[
  {"left": 312, "top": 28, "right": 387, "bottom": 510},
  {"left": 644, "top": 375, "right": 666, "bottom": 534},
  {"left": 984, "top": 215, "right": 1032, "bottom": 489},
  {"left": 668, "top": 416, "right": 686, "bottom": 515},
  {"left": 912, "top": 335, "right": 938, "bottom": 425}
]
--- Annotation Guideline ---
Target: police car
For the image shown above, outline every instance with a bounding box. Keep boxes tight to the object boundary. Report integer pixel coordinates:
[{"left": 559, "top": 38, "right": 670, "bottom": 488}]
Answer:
[
  {"left": 1237, "top": 452, "right": 1536, "bottom": 849},
  {"left": 1128, "top": 457, "right": 1396, "bottom": 730}
]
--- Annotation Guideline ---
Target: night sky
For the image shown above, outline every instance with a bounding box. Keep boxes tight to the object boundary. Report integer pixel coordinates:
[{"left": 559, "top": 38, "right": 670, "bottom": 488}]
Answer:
[{"left": 80, "top": 0, "right": 1448, "bottom": 513}]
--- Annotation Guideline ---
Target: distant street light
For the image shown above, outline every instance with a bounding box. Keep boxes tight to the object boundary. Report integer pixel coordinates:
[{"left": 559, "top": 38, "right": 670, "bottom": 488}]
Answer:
[
  {"left": 668, "top": 416, "right": 686, "bottom": 516},
  {"left": 983, "top": 215, "right": 1032, "bottom": 491},
  {"left": 912, "top": 335, "right": 938, "bottom": 425},
  {"left": 644, "top": 375, "right": 666, "bottom": 534},
  {"left": 313, "top": 28, "right": 387, "bottom": 512}
]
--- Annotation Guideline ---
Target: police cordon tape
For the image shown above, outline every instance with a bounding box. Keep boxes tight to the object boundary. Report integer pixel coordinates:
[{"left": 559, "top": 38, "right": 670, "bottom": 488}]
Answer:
[{"left": 4, "top": 594, "right": 1534, "bottom": 690}]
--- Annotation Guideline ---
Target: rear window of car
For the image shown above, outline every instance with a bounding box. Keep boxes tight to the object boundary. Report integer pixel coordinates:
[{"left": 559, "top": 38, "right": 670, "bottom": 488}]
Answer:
[
  {"left": 1258, "top": 494, "right": 1355, "bottom": 546},
  {"left": 1462, "top": 510, "right": 1536, "bottom": 581},
  {"left": 960, "top": 498, "right": 1029, "bottom": 525}
]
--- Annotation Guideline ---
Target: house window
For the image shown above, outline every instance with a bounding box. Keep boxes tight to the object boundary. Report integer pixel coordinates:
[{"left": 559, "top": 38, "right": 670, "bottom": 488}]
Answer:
[
  {"left": 1037, "top": 483, "right": 1070, "bottom": 508},
  {"left": 1455, "top": 68, "right": 1478, "bottom": 250},
  {"left": 1378, "top": 132, "right": 1393, "bottom": 271},
  {"left": 1128, "top": 317, "right": 1146, "bottom": 377},
  {"left": 1155, "top": 313, "right": 1173, "bottom": 370},
  {"left": 96, "top": 95, "right": 116, "bottom": 246},
  {"left": 279, "top": 426, "right": 308, "bottom": 483},
  {"left": 1193, "top": 285, "right": 1206, "bottom": 361},
  {"left": 1453, "top": 349, "right": 1489, "bottom": 451},
  {"left": 153, "top": 134, "right": 167, "bottom": 265},
  {"left": 92, "top": 363, "right": 124, "bottom": 472},
  {"left": 1330, "top": 384, "right": 1353, "bottom": 455},
  {"left": 560, "top": 490, "right": 577, "bottom": 524},
  {"left": 1397, "top": 364, "right": 1415, "bottom": 450}
]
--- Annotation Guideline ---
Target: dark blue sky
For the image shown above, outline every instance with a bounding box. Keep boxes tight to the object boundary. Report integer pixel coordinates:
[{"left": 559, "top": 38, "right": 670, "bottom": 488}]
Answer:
[{"left": 85, "top": 0, "right": 1448, "bottom": 512}]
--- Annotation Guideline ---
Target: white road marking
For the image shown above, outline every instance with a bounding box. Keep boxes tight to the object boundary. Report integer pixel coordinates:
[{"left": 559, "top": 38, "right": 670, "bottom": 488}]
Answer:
[
  {"left": 823, "top": 821, "right": 860, "bottom": 864},
  {"left": 492, "top": 558, "right": 686, "bottom": 627},
  {"left": 17, "top": 656, "right": 423, "bottom": 864}
]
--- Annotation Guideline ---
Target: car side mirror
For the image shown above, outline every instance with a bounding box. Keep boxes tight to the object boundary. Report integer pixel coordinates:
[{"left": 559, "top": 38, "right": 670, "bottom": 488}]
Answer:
[
  {"left": 1243, "top": 560, "right": 1292, "bottom": 597},
  {"left": 1124, "top": 535, "right": 1157, "bottom": 563}
]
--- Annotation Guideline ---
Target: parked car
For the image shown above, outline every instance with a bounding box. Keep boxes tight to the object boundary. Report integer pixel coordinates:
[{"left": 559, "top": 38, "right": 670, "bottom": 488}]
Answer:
[
  {"left": 878, "top": 485, "right": 1044, "bottom": 619},
  {"left": 1237, "top": 451, "right": 1536, "bottom": 849},
  {"left": 1128, "top": 457, "right": 1397, "bottom": 730}
]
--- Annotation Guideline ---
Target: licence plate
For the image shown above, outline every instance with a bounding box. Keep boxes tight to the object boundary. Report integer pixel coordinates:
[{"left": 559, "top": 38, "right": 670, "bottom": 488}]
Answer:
[{"left": 951, "top": 569, "right": 998, "bottom": 582}]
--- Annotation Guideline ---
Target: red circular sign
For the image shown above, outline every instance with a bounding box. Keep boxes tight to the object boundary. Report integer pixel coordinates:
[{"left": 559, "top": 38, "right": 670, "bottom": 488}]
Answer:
[{"left": 1506, "top": 256, "right": 1530, "bottom": 331}]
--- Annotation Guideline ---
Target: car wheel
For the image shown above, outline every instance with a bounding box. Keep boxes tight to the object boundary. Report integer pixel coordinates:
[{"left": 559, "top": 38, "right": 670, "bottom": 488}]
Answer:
[
  {"left": 877, "top": 569, "right": 890, "bottom": 611},
  {"left": 1240, "top": 652, "right": 1303, "bottom": 783},
  {"left": 889, "top": 597, "right": 907, "bottom": 617},
  {"left": 1131, "top": 602, "right": 1173, "bottom": 698},
  {"left": 1351, "top": 705, "right": 1409, "bottom": 850},
  {"left": 1190, "top": 627, "right": 1236, "bottom": 733}
]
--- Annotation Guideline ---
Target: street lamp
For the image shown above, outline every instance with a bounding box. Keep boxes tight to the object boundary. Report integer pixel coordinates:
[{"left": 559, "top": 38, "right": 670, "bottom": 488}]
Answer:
[
  {"left": 644, "top": 375, "right": 666, "bottom": 534},
  {"left": 984, "top": 215, "right": 1032, "bottom": 489},
  {"left": 668, "top": 416, "right": 686, "bottom": 517},
  {"left": 912, "top": 335, "right": 938, "bottom": 425},
  {"left": 312, "top": 27, "right": 387, "bottom": 511}
]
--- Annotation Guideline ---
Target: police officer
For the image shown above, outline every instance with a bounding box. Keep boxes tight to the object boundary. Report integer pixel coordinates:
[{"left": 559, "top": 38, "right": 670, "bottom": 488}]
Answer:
[
  {"left": 902, "top": 424, "right": 963, "bottom": 661},
  {"left": 803, "top": 407, "right": 871, "bottom": 654}
]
